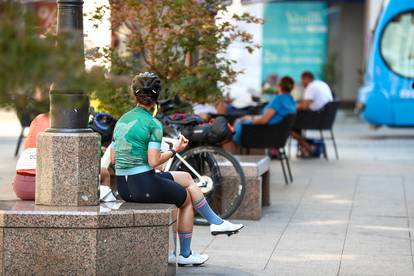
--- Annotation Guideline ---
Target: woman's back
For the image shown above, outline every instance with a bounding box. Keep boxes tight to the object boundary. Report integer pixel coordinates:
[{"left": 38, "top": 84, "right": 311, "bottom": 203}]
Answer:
[
  {"left": 266, "top": 93, "right": 296, "bottom": 125},
  {"left": 113, "top": 107, "right": 163, "bottom": 171}
]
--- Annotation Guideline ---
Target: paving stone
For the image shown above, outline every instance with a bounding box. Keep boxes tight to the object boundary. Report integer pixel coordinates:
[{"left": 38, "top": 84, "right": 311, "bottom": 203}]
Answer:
[
  {"left": 338, "top": 255, "right": 414, "bottom": 276},
  {"left": 266, "top": 250, "right": 341, "bottom": 276}
]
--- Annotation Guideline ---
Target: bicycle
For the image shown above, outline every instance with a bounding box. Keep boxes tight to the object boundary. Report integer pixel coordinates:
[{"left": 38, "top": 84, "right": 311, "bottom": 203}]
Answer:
[
  {"left": 100, "top": 105, "right": 247, "bottom": 224},
  {"left": 160, "top": 119, "right": 246, "bottom": 225}
]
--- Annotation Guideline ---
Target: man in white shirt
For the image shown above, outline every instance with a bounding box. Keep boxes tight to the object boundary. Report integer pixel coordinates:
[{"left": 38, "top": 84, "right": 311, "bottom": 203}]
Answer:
[
  {"left": 292, "top": 71, "right": 334, "bottom": 157},
  {"left": 297, "top": 71, "right": 333, "bottom": 111}
]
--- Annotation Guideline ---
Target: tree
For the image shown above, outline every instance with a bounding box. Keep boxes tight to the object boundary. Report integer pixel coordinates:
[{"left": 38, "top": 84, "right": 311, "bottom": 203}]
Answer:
[
  {"left": 0, "top": 0, "right": 100, "bottom": 119},
  {"left": 90, "top": 0, "right": 261, "bottom": 116}
]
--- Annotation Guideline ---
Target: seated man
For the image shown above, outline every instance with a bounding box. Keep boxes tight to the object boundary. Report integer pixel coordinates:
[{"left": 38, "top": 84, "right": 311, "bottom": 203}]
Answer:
[{"left": 292, "top": 71, "right": 333, "bottom": 157}]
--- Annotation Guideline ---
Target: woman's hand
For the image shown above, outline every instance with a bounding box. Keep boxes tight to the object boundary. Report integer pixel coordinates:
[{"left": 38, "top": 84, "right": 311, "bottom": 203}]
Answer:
[{"left": 173, "top": 135, "right": 189, "bottom": 153}]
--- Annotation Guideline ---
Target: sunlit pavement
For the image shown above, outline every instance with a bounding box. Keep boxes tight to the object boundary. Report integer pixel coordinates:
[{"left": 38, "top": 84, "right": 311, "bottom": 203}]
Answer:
[
  {"left": 178, "top": 112, "right": 414, "bottom": 276},
  {"left": 1, "top": 110, "right": 414, "bottom": 275}
]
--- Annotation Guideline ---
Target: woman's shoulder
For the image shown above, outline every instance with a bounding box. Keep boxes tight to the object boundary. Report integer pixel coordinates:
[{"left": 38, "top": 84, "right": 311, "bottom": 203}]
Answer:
[
  {"left": 279, "top": 93, "right": 294, "bottom": 101},
  {"left": 270, "top": 93, "right": 295, "bottom": 106},
  {"left": 270, "top": 93, "right": 285, "bottom": 103},
  {"left": 151, "top": 116, "right": 163, "bottom": 129},
  {"left": 118, "top": 108, "right": 139, "bottom": 121}
]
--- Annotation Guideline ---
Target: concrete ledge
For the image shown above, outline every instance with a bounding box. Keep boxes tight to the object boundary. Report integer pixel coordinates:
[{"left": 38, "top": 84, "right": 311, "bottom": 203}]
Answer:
[
  {"left": 0, "top": 201, "right": 176, "bottom": 275},
  {"left": 235, "top": 155, "right": 271, "bottom": 178},
  {"left": 220, "top": 155, "right": 271, "bottom": 220}
]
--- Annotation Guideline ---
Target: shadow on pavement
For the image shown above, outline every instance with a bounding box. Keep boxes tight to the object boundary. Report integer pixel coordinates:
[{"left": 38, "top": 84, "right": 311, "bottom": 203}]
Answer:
[
  {"left": 356, "top": 134, "right": 414, "bottom": 140},
  {"left": 177, "top": 264, "right": 255, "bottom": 276}
]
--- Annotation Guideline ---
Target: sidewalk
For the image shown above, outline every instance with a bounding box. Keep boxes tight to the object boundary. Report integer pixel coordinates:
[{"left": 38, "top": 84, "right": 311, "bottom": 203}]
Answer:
[
  {"left": 1, "top": 110, "right": 414, "bottom": 275},
  {"left": 177, "top": 113, "right": 414, "bottom": 275},
  {"left": 0, "top": 109, "right": 20, "bottom": 200}
]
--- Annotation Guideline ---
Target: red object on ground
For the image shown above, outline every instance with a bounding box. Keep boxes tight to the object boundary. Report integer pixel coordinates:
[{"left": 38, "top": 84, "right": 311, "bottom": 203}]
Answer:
[
  {"left": 12, "top": 174, "right": 36, "bottom": 200},
  {"left": 17, "top": 113, "right": 50, "bottom": 175},
  {"left": 14, "top": 113, "right": 50, "bottom": 200}
]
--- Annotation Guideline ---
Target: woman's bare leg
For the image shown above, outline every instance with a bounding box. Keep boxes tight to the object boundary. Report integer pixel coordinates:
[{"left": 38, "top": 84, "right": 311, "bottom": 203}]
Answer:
[
  {"left": 100, "top": 168, "right": 111, "bottom": 186},
  {"left": 177, "top": 191, "right": 194, "bottom": 258},
  {"left": 170, "top": 171, "right": 223, "bottom": 225},
  {"left": 177, "top": 191, "right": 194, "bottom": 232},
  {"left": 170, "top": 171, "right": 243, "bottom": 239}
]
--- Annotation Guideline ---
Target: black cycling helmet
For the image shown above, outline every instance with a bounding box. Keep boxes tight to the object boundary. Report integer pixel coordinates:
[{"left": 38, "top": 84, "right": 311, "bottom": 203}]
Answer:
[{"left": 131, "top": 72, "right": 162, "bottom": 104}]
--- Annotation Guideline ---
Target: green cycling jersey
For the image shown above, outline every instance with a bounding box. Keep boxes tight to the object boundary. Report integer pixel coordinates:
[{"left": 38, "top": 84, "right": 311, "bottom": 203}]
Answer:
[{"left": 113, "top": 106, "right": 163, "bottom": 175}]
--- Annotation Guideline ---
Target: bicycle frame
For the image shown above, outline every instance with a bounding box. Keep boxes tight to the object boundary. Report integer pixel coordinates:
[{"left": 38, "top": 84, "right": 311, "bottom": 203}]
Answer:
[
  {"left": 101, "top": 138, "right": 210, "bottom": 189},
  {"left": 162, "top": 137, "right": 205, "bottom": 184}
]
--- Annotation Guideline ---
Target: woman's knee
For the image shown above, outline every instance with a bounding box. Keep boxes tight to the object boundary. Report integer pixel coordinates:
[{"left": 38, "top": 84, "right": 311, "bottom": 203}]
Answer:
[
  {"left": 186, "top": 183, "right": 202, "bottom": 195},
  {"left": 171, "top": 171, "right": 193, "bottom": 188},
  {"left": 182, "top": 172, "right": 193, "bottom": 184},
  {"left": 180, "top": 172, "right": 194, "bottom": 188}
]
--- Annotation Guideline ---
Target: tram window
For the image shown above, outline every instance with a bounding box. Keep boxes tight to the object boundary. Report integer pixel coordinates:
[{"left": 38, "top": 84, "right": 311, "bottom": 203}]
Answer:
[{"left": 381, "top": 11, "right": 414, "bottom": 78}]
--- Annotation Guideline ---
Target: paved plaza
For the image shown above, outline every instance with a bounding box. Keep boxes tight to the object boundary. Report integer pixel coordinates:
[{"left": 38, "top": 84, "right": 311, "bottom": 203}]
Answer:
[{"left": 1, "top": 110, "right": 414, "bottom": 275}]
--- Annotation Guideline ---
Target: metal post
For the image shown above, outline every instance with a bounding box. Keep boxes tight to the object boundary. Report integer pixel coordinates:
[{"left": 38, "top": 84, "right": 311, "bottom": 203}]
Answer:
[
  {"left": 36, "top": 0, "right": 99, "bottom": 206},
  {"left": 47, "top": 0, "right": 91, "bottom": 133}
]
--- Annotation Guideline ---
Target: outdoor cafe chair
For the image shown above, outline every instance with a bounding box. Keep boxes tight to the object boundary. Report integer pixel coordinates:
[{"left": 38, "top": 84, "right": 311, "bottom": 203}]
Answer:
[
  {"left": 240, "top": 113, "right": 296, "bottom": 185},
  {"left": 14, "top": 110, "right": 34, "bottom": 157},
  {"left": 289, "top": 101, "right": 340, "bottom": 160}
]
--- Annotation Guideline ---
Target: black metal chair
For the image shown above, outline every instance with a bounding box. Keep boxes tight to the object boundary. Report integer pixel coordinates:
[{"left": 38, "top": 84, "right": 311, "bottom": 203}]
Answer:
[
  {"left": 14, "top": 111, "right": 34, "bottom": 157},
  {"left": 291, "top": 101, "right": 340, "bottom": 160},
  {"left": 241, "top": 113, "right": 296, "bottom": 185}
]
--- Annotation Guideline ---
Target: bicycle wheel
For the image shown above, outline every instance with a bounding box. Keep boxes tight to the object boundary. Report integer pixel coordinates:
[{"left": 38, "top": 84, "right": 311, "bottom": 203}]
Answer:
[{"left": 170, "top": 146, "right": 246, "bottom": 225}]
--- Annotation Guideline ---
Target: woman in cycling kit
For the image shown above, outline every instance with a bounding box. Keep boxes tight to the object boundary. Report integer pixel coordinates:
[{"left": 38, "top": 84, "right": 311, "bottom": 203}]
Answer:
[{"left": 113, "top": 72, "right": 244, "bottom": 266}]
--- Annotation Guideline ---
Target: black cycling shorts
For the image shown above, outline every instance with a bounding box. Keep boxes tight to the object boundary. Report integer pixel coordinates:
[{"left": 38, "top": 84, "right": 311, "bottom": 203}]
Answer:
[{"left": 116, "top": 170, "right": 187, "bottom": 208}]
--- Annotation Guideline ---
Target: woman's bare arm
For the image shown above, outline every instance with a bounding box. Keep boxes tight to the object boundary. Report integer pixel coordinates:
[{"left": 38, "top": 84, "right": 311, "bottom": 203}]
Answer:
[
  {"left": 252, "top": 108, "right": 276, "bottom": 124},
  {"left": 148, "top": 149, "right": 175, "bottom": 168},
  {"left": 147, "top": 135, "right": 188, "bottom": 168}
]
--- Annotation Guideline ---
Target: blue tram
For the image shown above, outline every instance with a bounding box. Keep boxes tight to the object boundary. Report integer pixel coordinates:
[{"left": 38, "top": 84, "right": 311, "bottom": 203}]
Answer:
[{"left": 358, "top": 0, "right": 414, "bottom": 126}]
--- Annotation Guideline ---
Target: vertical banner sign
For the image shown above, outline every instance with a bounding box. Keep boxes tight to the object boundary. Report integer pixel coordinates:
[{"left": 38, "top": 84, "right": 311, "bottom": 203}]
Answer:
[{"left": 262, "top": 1, "right": 328, "bottom": 81}]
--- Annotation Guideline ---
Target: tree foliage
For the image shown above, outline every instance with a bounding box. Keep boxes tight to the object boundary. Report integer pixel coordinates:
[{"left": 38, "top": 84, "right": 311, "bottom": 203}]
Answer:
[
  {"left": 0, "top": 0, "right": 101, "bottom": 117},
  {"left": 0, "top": 0, "right": 261, "bottom": 119},
  {"left": 90, "top": 0, "right": 261, "bottom": 115}
]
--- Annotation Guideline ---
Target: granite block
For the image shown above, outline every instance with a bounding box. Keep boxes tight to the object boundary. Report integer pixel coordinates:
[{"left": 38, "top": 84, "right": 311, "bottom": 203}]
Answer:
[
  {"left": 131, "top": 204, "right": 175, "bottom": 227},
  {"left": 0, "top": 201, "right": 175, "bottom": 228},
  {"left": 168, "top": 221, "right": 177, "bottom": 275},
  {"left": 230, "top": 177, "right": 262, "bottom": 220},
  {"left": 217, "top": 155, "right": 270, "bottom": 220},
  {"left": 0, "top": 201, "right": 176, "bottom": 275},
  {"left": 262, "top": 171, "right": 271, "bottom": 206},
  {"left": 3, "top": 228, "right": 97, "bottom": 275},
  {"left": 36, "top": 132, "right": 100, "bottom": 206},
  {"left": 235, "top": 155, "right": 271, "bottom": 177},
  {"left": 0, "top": 228, "right": 3, "bottom": 276},
  {"left": 96, "top": 226, "right": 170, "bottom": 276}
]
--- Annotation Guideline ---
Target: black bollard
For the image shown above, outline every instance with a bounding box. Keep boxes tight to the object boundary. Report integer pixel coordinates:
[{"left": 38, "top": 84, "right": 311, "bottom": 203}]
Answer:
[{"left": 47, "top": 0, "right": 91, "bottom": 133}]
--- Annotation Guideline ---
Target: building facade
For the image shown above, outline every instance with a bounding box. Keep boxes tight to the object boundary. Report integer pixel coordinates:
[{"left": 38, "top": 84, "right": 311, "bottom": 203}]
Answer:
[{"left": 228, "top": 0, "right": 384, "bottom": 107}]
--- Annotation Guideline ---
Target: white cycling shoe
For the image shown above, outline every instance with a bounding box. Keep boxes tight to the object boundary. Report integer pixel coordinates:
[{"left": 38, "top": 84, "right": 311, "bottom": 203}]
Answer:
[
  {"left": 177, "top": 252, "right": 209, "bottom": 267},
  {"left": 210, "top": 220, "right": 244, "bottom": 236},
  {"left": 168, "top": 253, "right": 176, "bottom": 264}
]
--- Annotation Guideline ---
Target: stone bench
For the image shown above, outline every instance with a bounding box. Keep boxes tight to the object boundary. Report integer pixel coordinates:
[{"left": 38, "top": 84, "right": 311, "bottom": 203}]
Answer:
[
  {"left": 219, "top": 155, "right": 271, "bottom": 220},
  {"left": 0, "top": 200, "right": 176, "bottom": 276}
]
